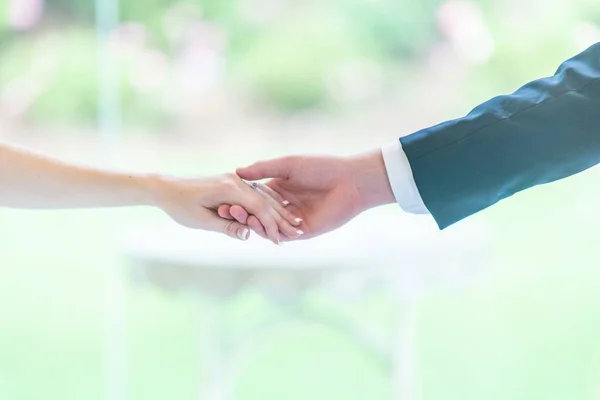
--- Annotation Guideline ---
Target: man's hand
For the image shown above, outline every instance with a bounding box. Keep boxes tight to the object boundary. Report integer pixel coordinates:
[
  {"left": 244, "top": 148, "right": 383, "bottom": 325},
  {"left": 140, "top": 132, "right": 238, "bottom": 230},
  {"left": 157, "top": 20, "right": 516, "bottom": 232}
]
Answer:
[{"left": 218, "top": 149, "right": 396, "bottom": 241}]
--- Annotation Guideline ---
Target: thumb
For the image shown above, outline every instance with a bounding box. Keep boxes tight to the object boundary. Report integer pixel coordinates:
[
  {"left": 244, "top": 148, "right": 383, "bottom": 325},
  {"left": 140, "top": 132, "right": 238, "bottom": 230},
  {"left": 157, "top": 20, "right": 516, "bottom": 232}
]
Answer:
[
  {"left": 236, "top": 157, "right": 294, "bottom": 180},
  {"left": 212, "top": 218, "right": 251, "bottom": 241}
]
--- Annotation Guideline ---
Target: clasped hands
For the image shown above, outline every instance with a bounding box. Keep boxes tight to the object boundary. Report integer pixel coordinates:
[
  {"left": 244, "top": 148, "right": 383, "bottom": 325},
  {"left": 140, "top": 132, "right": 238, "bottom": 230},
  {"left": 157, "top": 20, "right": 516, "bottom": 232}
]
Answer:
[{"left": 211, "top": 150, "right": 396, "bottom": 244}]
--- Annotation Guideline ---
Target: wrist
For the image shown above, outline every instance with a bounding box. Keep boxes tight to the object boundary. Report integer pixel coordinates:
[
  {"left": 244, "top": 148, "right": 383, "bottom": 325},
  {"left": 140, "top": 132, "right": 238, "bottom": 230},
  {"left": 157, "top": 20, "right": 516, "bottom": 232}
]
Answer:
[
  {"left": 135, "top": 172, "right": 170, "bottom": 207},
  {"left": 348, "top": 149, "right": 396, "bottom": 210}
]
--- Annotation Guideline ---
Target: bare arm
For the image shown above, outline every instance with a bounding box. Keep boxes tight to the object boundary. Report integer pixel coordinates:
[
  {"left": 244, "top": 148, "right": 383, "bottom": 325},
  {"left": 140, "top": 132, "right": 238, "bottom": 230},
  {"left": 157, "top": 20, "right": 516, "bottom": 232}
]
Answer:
[
  {"left": 0, "top": 141, "right": 154, "bottom": 209},
  {"left": 0, "top": 141, "right": 303, "bottom": 243}
]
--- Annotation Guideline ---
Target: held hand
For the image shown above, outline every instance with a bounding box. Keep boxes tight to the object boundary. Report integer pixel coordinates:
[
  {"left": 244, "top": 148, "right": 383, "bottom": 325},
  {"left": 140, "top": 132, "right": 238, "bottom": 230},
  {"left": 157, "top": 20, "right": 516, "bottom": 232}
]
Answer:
[
  {"left": 218, "top": 150, "right": 396, "bottom": 241},
  {"left": 147, "top": 173, "right": 303, "bottom": 244}
]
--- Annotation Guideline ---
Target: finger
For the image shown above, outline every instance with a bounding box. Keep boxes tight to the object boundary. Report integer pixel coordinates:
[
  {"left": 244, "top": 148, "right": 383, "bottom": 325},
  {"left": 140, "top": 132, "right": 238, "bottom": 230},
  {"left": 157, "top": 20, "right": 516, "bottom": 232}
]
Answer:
[
  {"left": 212, "top": 218, "right": 251, "bottom": 241},
  {"left": 247, "top": 215, "right": 267, "bottom": 239},
  {"left": 231, "top": 178, "right": 288, "bottom": 244},
  {"left": 236, "top": 157, "right": 294, "bottom": 181},
  {"left": 271, "top": 210, "right": 304, "bottom": 240},
  {"left": 247, "top": 185, "right": 302, "bottom": 238},
  {"left": 234, "top": 186, "right": 281, "bottom": 245},
  {"left": 217, "top": 205, "right": 234, "bottom": 220},
  {"left": 259, "top": 212, "right": 280, "bottom": 245},
  {"left": 253, "top": 184, "right": 302, "bottom": 227},
  {"left": 229, "top": 205, "right": 250, "bottom": 224},
  {"left": 218, "top": 204, "right": 251, "bottom": 225},
  {"left": 255, "top": 183, "right": 288, "bottom": 205},
  {"left": 248, "top": 217, "right": 305, "bottom": 242}
]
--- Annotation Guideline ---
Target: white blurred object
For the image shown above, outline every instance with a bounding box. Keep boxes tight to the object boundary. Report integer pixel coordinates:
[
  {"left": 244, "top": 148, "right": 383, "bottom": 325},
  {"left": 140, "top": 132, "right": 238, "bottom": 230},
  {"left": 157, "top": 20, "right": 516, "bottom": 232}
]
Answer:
[
  {"left": 238, "top": 0, "right": 287, "bottom": 24},
  {"left": 122, "top": 208, "right": 489, "bottom": 300},
  {"left": 95, "top": 0, "right": 125, "bottom": 400},
  {"left": 121, "top": 208, "right": 490, "bottom": 400},
  {"left": 437, "top": 0, "right": 495, "bottom": 65},
  {"left": 128, "top": 49, "right": 170, "bottom": 94},
  {"left": 0, "top": 78, "right": 40, "bottom": 118},
  {"left": 162, "top": 1, "right": 204, "bottom": 46},
  {"left": 8, "top": 0, "right": 44, "bottom": 31},
  {"left": 326, "top": 60, "right": 385, "bottom": 106},
  {"left": 573, "top": 22, "right": 600, "bottom": 52}
]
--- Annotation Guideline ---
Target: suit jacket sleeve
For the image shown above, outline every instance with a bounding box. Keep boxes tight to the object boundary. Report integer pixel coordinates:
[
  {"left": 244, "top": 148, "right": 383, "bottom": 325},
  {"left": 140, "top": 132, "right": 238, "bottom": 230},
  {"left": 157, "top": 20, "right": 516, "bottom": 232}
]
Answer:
[{"left": 400, "top": 42, "right": 600, "bottom": 229}]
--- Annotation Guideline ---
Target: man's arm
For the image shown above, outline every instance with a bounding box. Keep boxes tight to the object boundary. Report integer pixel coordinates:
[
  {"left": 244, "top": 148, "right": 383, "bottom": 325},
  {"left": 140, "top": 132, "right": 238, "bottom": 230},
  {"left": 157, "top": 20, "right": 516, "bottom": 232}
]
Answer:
[
  {"left": 224, "top": 43, "right": 600, "bottom": 239},
  {"left": 394, "top": 42, "right": 600, "bottom": 229}
]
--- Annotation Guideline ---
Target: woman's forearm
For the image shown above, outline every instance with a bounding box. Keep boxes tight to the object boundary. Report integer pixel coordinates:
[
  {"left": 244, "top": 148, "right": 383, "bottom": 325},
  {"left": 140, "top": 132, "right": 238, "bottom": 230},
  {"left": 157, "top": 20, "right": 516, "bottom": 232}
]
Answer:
[
  {"left": 0, "top": 141, "right": 155, "bottom": 209},
  {"left": 0, "top": 141, "right": 302, "bottom": 243}
]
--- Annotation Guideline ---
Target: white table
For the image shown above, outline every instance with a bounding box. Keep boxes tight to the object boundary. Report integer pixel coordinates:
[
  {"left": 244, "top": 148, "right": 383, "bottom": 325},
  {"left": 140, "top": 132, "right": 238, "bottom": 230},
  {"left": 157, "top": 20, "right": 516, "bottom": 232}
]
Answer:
[{"left": 117, "top": 209, "right": 489, "bottom": 400}]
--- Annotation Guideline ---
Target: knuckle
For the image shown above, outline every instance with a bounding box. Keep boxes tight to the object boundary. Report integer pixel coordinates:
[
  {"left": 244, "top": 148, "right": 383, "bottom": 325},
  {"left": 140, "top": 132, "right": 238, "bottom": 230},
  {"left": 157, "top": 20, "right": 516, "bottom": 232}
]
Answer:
[
  {"left": 248, "top": 199, "right": 262, "bottom": 212},
  {"left": 255, "top": 199, "right": 270, "bottom": 212},
  {"left": 260, "top": 210, "right": 274, "bottom": 223},
  {"left": 280, "top": 207, "right": 293, "bottom": 220},
  {"left": 266, "top": 220, "right": 278, "bottom": 232},
  {"left": 222, "top": 173, "right": 241, "bottom": 188},
  {"left": 280, "top": 155, "right": 296, "bottom": 164},
  {"left": 248, "top": 217, "right": 263, "bottom": 232},
  {"left": 219, "top": 180, "right": 237, "bottom": 194},
  {"left": 223, "top": 172, "right": 238, "bottom": 181},
  {"left": 226, "top": 221, "right": 237, "bottom": 236},
  {"left": 272, "top": 212, "right": 283, "bottom": 223}
]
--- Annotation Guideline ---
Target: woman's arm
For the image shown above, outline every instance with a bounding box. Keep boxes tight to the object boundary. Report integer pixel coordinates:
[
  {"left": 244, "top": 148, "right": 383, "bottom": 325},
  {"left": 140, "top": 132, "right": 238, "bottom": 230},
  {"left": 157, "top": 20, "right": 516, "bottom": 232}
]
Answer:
[
  {"left": 0, "top": 141, "right": 155, "bottom": 209},
  {"left": 0, "top": 141, "right": 302, "bottom": 243}
]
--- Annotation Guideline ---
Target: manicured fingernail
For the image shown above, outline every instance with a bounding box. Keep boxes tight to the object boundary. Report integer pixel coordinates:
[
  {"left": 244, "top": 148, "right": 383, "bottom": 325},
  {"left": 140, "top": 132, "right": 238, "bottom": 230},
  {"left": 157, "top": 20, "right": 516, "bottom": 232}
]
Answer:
[
  {"left": 294, "top": 218, "right": 303, "bottom": 224},
  {"left": 238, "top": 228, "right": 249, "bottom": 241},
  {"left": 282, "top": 200, "right": 290, "bottom": 206},
  {"left": 296, "top": 230, "right": 304, "bottom": 236}
]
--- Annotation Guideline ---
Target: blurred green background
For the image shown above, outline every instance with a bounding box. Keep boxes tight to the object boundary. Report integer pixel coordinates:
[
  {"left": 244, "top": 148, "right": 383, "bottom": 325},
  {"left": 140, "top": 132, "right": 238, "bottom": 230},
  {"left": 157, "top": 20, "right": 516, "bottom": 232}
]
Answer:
[{"left": 1, "top": 0, "right": 600, "bottom": 399}]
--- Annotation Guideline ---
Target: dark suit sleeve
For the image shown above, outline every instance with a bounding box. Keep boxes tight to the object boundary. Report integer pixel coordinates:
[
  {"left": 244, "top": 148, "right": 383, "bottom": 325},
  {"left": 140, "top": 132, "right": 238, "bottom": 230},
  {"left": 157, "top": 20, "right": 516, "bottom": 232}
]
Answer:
[{"left": 400, "top": 42, "right": 600, "bottom": 229}]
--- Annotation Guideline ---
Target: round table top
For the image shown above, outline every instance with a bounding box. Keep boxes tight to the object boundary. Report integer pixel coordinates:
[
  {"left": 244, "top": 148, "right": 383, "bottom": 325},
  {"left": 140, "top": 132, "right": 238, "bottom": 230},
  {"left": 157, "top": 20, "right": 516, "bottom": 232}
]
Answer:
[
  {"left": 120, "top": 207, "right": 490, "bottom": 299},
  {"left": 122, "top": 207, "right": 488, "bottom": 269}
]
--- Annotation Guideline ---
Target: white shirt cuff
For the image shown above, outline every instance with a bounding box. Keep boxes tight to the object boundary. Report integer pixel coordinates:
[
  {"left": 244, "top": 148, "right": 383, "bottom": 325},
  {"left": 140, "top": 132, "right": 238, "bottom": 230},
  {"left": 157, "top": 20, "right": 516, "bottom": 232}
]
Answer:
[{"left": 381, "top": 141, "right": 429, "bottom": 214}]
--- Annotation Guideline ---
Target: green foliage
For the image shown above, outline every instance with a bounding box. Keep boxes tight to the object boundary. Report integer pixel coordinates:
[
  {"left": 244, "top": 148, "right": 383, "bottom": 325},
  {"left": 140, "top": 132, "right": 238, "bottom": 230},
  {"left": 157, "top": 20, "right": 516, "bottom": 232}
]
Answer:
[
  {"left": 0, "top": 27, "right": 169, "bottom": 128},
  {"left": 577, "top": 0, "right": 600, "bottom": 25},
  {"left": 0, "top": 1, "right": 9, "bottom": 40},
  {"left": 229, "top": 7, "right": 377, "bottom": 111},
  {"left": 1, "top": 0, "right": 597, "bottom": 126},
  {"left": 29, "top": 29, "right": 100, "bottom": 125},
  {"left": 0, "top": 0, "right": 448, "bottom": 124},
  {"left": 462, "top": 0, "right": 595, "bottom": 105},
  {"left": 229, "top": 1, "right": 443, "bottom": 111},
  {"left": 49, "top": 0, "right": 95, "bottom": 20},
  {"left": 336, "top": 0, "right": 443, "bottom": 59}
]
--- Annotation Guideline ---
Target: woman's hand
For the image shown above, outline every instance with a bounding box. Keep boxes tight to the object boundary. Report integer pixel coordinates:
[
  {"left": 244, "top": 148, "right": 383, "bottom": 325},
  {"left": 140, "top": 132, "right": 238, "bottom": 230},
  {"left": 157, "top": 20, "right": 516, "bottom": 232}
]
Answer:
[{"left": 147, "top": 173, "right": 304, "bottom": 244}]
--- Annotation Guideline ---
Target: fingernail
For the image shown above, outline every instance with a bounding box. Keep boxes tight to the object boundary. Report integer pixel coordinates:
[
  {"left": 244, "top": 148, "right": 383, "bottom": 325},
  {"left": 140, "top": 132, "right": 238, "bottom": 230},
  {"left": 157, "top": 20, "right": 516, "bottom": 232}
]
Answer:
[
  {"left": 294, "top": 217, "right": 303, "bottom": 224},
  {"left": 238, "top": 228, "right": 249, "bottom": 241},
  {"left": 282, "top": 200, "right": 290, "bottom": 206},
  {"left": 296, "top": 230, "right": 304, "bottom": 236}
]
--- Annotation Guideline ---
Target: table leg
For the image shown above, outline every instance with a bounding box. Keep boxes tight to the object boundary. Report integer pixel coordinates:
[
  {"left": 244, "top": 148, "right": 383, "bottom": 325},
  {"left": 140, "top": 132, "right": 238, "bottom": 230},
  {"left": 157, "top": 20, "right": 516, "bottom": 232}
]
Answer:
[
  {"left": 106, "top": 263, "right": 128, "bottom": 400},
  {"left": 392, "top": 299, "right": 421, "bottom": 400},
  {"left": 198, "top": 300, "right": 233, "bottom": 400}
]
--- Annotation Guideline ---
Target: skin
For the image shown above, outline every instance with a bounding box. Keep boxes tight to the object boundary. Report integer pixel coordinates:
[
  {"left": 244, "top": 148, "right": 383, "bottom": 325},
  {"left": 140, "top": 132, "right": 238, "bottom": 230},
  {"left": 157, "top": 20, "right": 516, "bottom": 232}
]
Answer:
[
  {"left": 0, "top": 141, "right": 303, "bottom": 243},
  {"left": 218, "top": 149, "right": 396, "bottom": 241}
]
